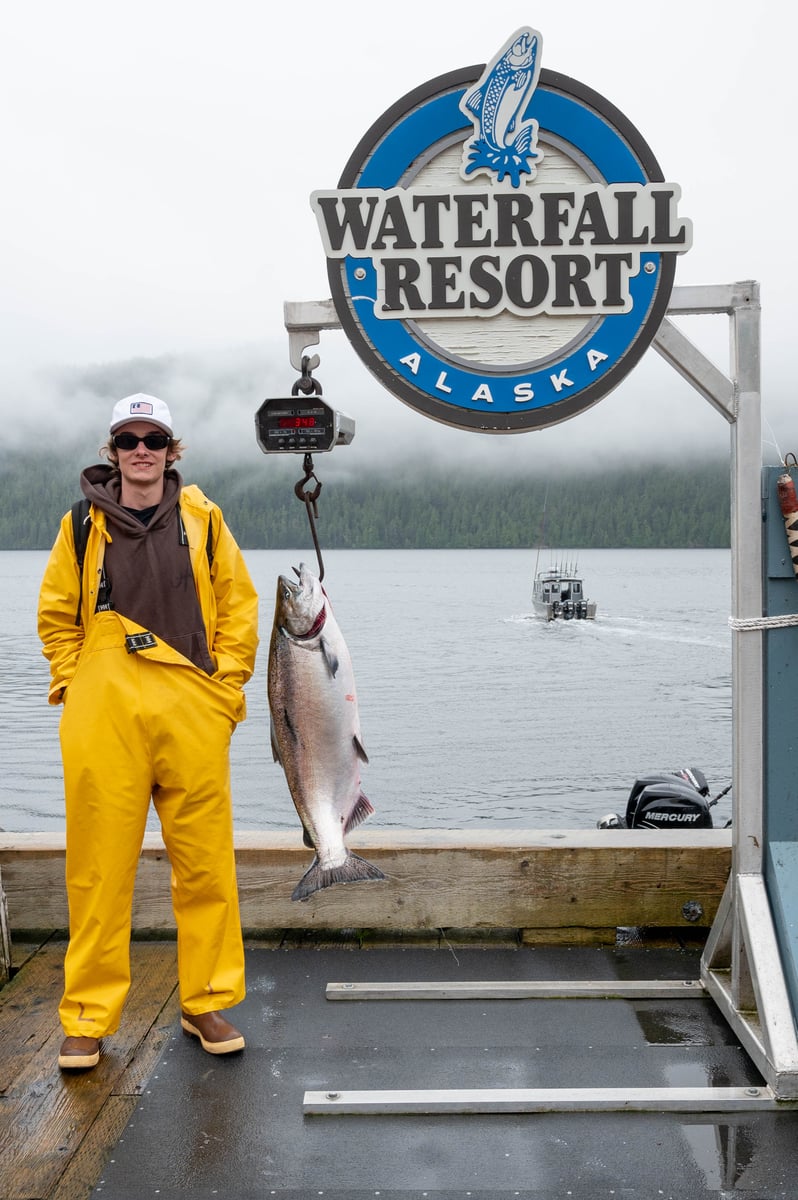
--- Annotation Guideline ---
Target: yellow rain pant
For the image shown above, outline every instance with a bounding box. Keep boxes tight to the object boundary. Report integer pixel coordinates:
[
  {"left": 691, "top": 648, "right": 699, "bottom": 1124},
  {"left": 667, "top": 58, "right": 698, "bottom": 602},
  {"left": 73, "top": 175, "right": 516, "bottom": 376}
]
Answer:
[{"left": 58, "top": 611, "right": 246, "bottom": 1038}]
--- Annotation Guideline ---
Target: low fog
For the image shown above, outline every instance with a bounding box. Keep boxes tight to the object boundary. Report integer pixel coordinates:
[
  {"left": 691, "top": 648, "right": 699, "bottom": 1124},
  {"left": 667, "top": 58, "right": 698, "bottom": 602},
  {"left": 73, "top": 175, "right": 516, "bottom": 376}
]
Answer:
[{"left": 2, "top": 311, "right": 789, "bottom": 485}]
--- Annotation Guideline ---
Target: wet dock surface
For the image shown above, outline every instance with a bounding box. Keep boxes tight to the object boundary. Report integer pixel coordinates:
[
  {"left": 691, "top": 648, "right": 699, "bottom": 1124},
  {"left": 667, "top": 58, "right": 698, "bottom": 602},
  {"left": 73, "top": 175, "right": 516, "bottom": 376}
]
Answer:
[{"left": 3, "top": 936, "right": 797, "bottom": 1198}]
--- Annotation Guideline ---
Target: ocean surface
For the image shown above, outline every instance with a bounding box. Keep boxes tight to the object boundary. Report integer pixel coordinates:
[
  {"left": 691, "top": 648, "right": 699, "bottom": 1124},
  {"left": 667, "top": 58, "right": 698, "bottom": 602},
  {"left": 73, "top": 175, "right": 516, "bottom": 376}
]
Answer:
[{"left": 2, "top": 547, "right": 734, "bottom": 834}]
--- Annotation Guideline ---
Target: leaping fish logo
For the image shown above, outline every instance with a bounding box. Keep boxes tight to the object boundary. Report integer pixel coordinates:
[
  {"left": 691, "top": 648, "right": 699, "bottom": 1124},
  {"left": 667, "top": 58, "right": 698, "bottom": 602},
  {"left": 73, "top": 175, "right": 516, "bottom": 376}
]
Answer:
[{"left": 460, "top": 27, "right": 544, "bottom": 187}]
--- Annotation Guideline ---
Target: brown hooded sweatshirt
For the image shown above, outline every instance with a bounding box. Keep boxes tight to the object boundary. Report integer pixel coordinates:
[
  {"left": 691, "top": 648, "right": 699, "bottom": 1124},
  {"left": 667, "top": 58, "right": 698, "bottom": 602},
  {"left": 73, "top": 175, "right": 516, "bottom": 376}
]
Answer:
[{"left": 80, "top": 464, "right": 215, "bottom": 674}]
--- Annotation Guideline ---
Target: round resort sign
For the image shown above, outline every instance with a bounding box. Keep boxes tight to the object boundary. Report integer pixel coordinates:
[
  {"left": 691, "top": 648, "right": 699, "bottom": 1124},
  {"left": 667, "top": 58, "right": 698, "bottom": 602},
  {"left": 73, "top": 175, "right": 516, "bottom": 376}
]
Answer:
[{"left": 311, "top": 28, "right": 692, "bottom": 433}]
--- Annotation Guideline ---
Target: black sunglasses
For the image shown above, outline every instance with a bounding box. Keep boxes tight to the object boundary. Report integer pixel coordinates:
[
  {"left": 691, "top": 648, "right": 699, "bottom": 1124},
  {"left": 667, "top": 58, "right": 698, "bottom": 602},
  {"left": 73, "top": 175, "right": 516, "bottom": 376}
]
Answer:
[{"left": 113, "top": 432, "right": 171, "bottom": 451}]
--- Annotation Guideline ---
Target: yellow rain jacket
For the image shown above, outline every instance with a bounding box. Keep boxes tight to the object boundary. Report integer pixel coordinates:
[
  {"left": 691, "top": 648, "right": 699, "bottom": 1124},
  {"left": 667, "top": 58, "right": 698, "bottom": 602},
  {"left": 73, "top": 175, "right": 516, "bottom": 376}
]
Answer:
[
  {"left": 39, "top": 483, "right": 258, "bottom": 707},
  {"left": 38, "top": 484, "right": 259, "bottom": 1038}
]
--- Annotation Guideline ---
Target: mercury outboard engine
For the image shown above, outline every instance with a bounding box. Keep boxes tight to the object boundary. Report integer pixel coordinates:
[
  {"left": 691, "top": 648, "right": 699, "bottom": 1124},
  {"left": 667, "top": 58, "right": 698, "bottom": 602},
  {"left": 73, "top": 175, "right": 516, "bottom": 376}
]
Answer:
[{"left": 598, "top": 767, "right": 720, "bottom": 829}]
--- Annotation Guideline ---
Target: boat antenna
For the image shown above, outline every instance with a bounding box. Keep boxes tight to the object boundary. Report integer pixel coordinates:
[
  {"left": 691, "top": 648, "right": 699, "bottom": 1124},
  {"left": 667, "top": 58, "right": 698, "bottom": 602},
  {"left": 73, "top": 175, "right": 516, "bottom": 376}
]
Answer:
[{"left": 534, "top": 482, "right": 549, "bottom": 577}]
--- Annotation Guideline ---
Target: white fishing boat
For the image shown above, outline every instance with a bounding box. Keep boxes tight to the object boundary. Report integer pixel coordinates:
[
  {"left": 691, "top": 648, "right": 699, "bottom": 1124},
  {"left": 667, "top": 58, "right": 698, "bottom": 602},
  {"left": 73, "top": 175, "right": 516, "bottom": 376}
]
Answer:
[{"left": 532, "top": 561, "right": 597, "bottom": 621}]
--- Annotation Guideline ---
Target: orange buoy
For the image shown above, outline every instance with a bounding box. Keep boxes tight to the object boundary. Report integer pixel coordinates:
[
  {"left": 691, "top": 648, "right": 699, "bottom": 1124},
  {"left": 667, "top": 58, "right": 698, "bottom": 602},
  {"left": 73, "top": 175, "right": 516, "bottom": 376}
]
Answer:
[{"left": 776, "top": 466, "right": 798, "bottom": 578}]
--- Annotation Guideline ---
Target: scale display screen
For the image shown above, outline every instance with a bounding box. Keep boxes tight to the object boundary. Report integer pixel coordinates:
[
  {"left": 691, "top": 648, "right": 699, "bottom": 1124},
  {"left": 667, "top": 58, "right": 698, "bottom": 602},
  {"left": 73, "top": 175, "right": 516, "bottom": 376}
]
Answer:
[
  {"left": 255, "top": 398, "right": 341, "bottom": 453},
  {"left": 277, "top": 416, "right": 319, "bottom": 429}
]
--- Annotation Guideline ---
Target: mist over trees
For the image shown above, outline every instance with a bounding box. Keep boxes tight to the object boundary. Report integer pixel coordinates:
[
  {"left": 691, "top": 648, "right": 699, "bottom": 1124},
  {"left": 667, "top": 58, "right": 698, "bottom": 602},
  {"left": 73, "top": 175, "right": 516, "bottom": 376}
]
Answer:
[
  {"left": 2, "top": 342, "right": 745, "bottom": 555},
  {"left": 2, "top": 451, "right": 730, "bottom": 550}
]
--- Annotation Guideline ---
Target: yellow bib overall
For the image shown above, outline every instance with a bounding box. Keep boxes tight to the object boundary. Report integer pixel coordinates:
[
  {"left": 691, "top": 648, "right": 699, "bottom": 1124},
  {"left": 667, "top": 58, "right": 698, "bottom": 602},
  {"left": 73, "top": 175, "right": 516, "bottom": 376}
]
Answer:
[{"left": 58, "top": 610, "right": 246, "bottom": 1036}]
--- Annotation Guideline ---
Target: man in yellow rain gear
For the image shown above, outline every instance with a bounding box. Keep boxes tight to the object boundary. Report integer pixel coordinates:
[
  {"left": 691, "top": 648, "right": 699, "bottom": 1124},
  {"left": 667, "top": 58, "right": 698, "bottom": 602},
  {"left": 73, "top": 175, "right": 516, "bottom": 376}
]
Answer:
[{"left": 38, "top": 394, "right": 259, "bottom": 1070}]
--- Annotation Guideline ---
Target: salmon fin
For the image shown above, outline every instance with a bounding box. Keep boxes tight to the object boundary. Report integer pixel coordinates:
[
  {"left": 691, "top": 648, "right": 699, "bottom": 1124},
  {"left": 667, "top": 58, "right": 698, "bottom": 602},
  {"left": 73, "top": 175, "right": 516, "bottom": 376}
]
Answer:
[
  {"left": 353, "top": 734, "right": 369, "bottom": 764},
  {"left": 272, "top": 706, "right": 299, "bottom": 751},
  {"left": 291, "top": 852, "right": 386, "bottom": 902},
  {"left": 344, "top": 791, "right": 375, "bottom": 834},
  {"left": 269, "top": 718, "right": 283, "bottom": 765},
  {"left": 320, "top": 636, "right": 339, "bottom": 678}
]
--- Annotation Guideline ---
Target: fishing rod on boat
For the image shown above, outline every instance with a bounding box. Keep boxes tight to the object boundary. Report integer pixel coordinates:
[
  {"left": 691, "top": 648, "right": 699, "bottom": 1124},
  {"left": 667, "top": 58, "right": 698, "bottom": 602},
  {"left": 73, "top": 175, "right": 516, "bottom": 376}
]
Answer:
[
  {"left": 533, "top": 481, "right": 549, "bottom": 579},
  {"left": 255, "top": 355, "right": 355, "bottom": 581}
]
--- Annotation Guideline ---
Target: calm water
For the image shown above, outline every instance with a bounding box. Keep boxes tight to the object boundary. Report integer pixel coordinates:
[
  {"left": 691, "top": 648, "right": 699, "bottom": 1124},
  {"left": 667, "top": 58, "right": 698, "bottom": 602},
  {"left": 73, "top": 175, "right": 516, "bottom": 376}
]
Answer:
[{"left": 1, "top": 547, "right": 733, "bottom": 833}]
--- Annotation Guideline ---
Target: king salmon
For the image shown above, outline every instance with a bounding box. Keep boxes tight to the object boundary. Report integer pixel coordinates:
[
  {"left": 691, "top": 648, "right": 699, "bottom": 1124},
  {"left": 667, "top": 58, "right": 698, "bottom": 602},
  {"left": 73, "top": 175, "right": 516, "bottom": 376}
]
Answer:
[{"left": 267, "top": 563, "right": 385, "bottom": 901}]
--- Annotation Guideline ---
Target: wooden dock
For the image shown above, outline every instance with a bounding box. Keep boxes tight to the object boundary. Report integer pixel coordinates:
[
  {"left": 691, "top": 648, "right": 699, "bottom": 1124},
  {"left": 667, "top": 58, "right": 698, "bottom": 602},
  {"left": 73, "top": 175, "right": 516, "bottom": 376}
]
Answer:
[
  {"left": 0, "top": 935, "right": 180, "bottom": 1200},
  {"left": 2, "top": 925, "right": 742, "bottom": 1200},
  {"left": 0, "top": 829, "right": 738, "bottom": 1198}
]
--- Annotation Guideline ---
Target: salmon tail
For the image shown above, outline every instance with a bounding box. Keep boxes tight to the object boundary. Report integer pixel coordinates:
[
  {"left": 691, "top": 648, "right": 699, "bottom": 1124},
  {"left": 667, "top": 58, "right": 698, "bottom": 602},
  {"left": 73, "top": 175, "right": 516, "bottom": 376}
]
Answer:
[
  {"left": 291, "top": 852, "right": 386, "bottom": 902},
  {"left": 344, "top": 791, "right": 375, "bottom": 834}
]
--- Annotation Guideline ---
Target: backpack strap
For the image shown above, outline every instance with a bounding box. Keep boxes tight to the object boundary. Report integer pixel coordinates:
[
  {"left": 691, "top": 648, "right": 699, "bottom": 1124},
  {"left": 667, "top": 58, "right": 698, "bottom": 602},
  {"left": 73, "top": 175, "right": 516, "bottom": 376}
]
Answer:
[
  {"left": 206, "top": 511, "right": 214, "bottom": 568},
  {"left": 71, "top": 499, "right": 91, "bottom": 626},
  {"left": 177, "top": 506, "right": 215, "bottom": 568}
]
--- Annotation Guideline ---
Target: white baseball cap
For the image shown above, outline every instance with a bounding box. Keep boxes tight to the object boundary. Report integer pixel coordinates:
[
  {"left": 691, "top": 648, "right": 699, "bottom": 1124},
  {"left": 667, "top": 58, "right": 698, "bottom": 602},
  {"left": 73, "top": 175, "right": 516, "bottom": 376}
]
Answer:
[{"left": 110, "top": 393, "right": 174, "bottom": 436}]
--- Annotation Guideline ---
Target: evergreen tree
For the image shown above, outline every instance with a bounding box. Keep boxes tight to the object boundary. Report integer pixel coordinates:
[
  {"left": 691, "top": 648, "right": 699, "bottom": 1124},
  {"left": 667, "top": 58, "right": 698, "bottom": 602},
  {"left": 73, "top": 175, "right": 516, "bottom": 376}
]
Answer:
[{"left": 0, "top": 451, "right": 732, "bottom": 551}]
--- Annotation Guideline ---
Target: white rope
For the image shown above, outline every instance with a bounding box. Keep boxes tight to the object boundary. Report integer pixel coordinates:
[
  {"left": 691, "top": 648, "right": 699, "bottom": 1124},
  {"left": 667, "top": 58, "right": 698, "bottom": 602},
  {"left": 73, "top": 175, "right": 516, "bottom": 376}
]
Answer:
[{"left": 729, "top": 613, "right": 798, "bottom": 631}]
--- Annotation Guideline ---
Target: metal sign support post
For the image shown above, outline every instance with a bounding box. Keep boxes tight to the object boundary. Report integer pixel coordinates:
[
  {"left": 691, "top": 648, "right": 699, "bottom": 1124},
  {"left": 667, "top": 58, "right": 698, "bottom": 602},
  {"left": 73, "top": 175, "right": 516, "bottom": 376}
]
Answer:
[
  {"left": 285, "top": 281, "right": 798, "bottom": 1108},
  {"left": 654, "top": 282, "right": 798, "bottom": 1099}
]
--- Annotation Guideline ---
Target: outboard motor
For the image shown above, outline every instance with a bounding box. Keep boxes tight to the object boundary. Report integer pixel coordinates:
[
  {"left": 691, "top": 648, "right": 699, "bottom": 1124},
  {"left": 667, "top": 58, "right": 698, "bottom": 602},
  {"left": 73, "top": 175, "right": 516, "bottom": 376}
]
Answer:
[{"left": 598, "top": 767, "right": 720, "bottom": 829}]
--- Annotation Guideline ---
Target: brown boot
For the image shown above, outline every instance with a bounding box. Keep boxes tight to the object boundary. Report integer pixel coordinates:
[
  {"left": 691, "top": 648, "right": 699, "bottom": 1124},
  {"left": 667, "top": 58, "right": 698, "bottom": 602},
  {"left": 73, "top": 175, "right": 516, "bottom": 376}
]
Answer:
[
  {"left": 59, "top": 1036, "right": 100, "bottom": 1070},
  {"left": 180, "top": 1010, "right": 245, "bottom": 1054}
]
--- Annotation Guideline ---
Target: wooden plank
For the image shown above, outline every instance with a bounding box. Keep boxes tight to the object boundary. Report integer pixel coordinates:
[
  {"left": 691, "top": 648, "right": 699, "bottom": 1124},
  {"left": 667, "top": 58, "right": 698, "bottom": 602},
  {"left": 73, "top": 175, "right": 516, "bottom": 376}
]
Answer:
[
  {"left": 0, "top": 942, "right": 177, "bottom": 1200},
  {"left": 51, "top": 990, "right": 181, "bottom": 1200},
  {"left": 0, "top": 939, "right": 67, "bottom": 1093},
  {"left": 49, "top": 1094, "right": 138, "bottom": 1200},
  {"left": 0, "top": 868, "right": 10, "bottom": 986},
  {"left": 521, "top": 925, "right": 619, "bottom": 946},
  {"left": 11, "top": 937, "right": 51, "bottom": 972},
  {"left": 0, "top": 830, "right": 732, "bottom": 936}
]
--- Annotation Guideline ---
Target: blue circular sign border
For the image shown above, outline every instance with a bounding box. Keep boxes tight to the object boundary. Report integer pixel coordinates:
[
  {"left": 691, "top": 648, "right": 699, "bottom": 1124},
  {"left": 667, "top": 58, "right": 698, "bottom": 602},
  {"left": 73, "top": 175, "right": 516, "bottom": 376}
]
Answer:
[{"left": 328, "top": 66, "right": 677, "bottom": 432}]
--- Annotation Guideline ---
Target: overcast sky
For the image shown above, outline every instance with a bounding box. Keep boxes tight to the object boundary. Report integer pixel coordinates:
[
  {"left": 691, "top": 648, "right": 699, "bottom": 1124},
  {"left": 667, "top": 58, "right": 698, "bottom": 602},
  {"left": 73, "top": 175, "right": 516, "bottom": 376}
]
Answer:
[{"left": 1, "top": 1, "right": 793, "bottom": 471}]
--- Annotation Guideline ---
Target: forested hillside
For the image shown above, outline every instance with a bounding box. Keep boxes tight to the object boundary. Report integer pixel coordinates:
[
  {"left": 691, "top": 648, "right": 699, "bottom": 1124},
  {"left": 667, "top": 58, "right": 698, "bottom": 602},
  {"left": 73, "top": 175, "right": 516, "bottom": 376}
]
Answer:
[{"left": 1, "top": 452, "right": 731, "bottom": 550}]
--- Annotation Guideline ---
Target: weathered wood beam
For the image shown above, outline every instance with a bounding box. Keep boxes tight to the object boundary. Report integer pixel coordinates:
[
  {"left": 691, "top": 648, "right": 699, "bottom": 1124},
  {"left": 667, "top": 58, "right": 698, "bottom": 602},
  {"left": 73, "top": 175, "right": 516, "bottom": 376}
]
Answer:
[{"left": 0, "top": 830, "right": 732, "bottom": 938}]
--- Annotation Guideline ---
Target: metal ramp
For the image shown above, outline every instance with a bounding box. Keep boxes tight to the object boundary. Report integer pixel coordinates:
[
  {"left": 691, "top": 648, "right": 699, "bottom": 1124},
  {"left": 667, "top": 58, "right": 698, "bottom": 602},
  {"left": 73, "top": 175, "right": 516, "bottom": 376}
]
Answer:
[{"left": 286, "top": 281, "right": 798, "bottom": 1111}]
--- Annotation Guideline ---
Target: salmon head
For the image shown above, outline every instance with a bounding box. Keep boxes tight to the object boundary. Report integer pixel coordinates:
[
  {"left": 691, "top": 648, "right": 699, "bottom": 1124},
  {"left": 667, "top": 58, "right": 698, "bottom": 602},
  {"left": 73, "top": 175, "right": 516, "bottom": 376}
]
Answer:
[{"left": 273, "top": 562, "right": 327, "bottom": 642}]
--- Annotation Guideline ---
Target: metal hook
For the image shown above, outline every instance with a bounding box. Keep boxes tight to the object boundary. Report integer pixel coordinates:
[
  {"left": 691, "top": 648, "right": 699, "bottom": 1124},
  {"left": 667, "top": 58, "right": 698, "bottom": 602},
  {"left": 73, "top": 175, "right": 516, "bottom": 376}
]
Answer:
[
  {"left": 292, "top": 356, "right": 323, "bottom": 398},
  {"left": 294, "top": 453, "right": 325, "bottom": 581}
]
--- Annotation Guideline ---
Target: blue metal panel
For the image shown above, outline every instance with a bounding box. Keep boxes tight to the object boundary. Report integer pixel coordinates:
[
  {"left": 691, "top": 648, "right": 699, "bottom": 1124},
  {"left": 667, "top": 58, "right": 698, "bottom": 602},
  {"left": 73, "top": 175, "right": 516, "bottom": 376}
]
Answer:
[
  {"left": 762, "top": 466, "right": 798, "bottom": 1019},
  {"left": 767, "top": 844, "right": 798, "bottom": 1020}
]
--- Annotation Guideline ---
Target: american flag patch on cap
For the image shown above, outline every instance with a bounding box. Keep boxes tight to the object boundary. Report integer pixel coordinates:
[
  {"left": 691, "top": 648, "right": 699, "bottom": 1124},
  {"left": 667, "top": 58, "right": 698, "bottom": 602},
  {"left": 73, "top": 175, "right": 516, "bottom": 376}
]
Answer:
[{"left": 110, "top": 393, "right": 173, "bottom": 435}]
